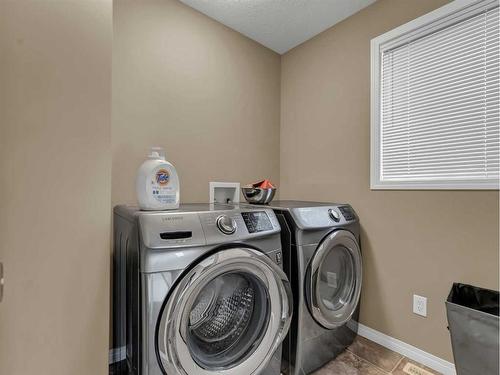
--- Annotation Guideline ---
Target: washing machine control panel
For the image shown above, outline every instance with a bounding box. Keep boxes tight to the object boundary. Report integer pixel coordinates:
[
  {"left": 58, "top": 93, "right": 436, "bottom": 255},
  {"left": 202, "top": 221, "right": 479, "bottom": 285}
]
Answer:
[
  {"left": 328, "top": 208, "right": 340, "bottom": 222},
  {"left": 216, "top": 215, "right": 237, "bottom": 235},
  {"left": 338, "top": 206, "right": 356, "bottom": 221},
  {"left": 198, "top": 208, "right": 279, "bottom": 244},
  {"left": 241, "top": 211, "right": 274, "bottom": 233}
]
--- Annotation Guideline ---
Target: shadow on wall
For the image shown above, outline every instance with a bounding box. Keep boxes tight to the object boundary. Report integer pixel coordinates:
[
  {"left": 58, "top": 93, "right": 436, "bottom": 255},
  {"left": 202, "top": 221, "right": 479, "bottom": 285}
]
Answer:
[
  {"left": 359, "top": 225, "right": 390, "bottom": 329},
  {"left": 112, "top": 143, "right": 140, "bottom": 207}
]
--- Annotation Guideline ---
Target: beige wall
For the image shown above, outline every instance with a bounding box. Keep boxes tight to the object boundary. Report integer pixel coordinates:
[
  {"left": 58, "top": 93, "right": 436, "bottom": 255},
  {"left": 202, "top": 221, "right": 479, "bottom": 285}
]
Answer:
[
  {"left": 0, "top": 1, "right": 112, "bottom": 374},
  {"left": 112, "top": 0, "right": 281, "bottom": 206},
  {"left": 280, "top": 0, "right": 499, "bottom": 361}
]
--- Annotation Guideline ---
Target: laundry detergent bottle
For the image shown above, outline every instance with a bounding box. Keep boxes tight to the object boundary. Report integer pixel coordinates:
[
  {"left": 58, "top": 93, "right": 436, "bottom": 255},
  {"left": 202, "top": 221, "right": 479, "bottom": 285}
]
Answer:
[{"left": 136, "top": 147, "right": 180, "bottom": 210}]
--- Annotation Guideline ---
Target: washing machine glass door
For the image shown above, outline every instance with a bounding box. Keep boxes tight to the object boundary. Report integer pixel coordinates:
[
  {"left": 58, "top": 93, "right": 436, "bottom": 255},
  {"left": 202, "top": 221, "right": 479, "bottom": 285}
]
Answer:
[
  {"left": 307, "top": 230, "right": 362, "bottom": 329},
  {"left": 156, "top": 247, "right": 292, "bottom": 375}
]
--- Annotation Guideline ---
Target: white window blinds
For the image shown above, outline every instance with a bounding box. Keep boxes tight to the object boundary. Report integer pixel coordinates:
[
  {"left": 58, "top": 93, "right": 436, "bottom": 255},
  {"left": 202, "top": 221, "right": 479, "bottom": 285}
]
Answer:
[{"left": 377, "top": 4, "right": 499, "bottom": 188}]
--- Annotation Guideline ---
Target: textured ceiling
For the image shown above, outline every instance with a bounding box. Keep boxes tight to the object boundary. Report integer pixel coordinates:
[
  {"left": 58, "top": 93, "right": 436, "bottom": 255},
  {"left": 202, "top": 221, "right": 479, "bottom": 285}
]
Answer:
[{"left": 179, "top": 0, "right": 376, "bottom": 54}]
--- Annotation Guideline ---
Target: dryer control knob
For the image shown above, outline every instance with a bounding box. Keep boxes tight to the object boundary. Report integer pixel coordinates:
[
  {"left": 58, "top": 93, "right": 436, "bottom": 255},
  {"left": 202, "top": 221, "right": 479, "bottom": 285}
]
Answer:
[
  {"left": 328, "top": 208, "right": 340, "bottom": 222},
  {"left": 216, "top": 215, "right": 237, "bottom": 235}
]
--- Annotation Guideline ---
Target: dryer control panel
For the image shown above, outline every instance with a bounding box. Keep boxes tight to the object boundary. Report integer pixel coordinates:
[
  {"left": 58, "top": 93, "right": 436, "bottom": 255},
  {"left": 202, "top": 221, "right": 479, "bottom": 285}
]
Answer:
[{"left": 286, "top": 204, "right": 358, "bottom": 229}]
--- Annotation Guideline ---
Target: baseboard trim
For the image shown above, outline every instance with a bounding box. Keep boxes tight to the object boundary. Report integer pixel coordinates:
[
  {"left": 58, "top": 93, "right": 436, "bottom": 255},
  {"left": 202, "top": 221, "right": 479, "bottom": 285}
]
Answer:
[
  {"left": 357, "top": 323, "right": 456, "bottom": 375},
  {"left": 109, "top": 346, "right": 126, "bottom": 365}
]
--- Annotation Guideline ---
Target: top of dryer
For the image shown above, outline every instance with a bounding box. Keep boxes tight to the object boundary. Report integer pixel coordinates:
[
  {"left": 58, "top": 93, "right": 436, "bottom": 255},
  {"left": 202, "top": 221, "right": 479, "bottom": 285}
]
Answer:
[
  {"left": 265, "top": 200, "right": 338, "bottom": 209},
  {"left": 263, "top": 200, "right": 358, "bottom": 230}
]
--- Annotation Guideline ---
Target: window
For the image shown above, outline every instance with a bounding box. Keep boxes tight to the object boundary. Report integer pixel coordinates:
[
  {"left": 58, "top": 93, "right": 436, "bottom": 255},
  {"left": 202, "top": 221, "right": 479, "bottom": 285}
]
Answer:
[{"left": 371, "top": 0, "right": 499, "bottom": 189}]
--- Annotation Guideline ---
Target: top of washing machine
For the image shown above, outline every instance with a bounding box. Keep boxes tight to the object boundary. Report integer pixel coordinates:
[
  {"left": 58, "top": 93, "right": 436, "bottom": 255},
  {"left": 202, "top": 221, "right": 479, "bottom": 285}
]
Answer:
[
  {"left": 114, "top": 203, "right": 283, "bottom": 272},
  {"left": 263, "top": 200, "right": 358, "bottom": 230}
]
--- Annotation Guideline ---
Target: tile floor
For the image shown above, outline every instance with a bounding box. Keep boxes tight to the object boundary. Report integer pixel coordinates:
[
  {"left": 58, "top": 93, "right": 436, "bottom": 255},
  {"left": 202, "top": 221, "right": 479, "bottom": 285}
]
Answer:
[{"left": 313, "top": 336, "right": 442, "bottom": 375}]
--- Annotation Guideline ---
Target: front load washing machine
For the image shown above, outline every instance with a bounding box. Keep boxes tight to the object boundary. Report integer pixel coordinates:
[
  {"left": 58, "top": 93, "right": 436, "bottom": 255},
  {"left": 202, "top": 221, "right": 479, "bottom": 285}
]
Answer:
[
  {"left": 267, "top": 201, "right": 362, "bottom": 375},
  {"left": 113, "top": 204, "right": 292, "bottom": 375}
]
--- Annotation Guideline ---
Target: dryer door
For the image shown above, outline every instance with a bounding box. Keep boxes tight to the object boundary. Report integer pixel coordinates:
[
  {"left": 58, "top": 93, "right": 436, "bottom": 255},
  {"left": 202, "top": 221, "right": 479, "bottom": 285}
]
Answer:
[
  {"left": 156, "top": 247, "right": 292, "bottom": 375},
  {"left": 307, "top": 230, "right": 362, "bottom": 329}
]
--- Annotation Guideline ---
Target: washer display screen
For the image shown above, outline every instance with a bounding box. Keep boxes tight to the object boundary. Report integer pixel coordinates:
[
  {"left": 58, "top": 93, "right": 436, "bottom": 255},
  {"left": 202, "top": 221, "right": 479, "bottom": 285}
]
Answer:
[{"left": 241, "top": 212, "right": 273, "bottom": 233}]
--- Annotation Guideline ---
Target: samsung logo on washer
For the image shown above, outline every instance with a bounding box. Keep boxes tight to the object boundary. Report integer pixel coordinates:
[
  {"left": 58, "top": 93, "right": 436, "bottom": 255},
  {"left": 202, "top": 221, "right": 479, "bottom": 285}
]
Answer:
[{"left": 161, "top": 216, "right": 183, "bottom": 222}]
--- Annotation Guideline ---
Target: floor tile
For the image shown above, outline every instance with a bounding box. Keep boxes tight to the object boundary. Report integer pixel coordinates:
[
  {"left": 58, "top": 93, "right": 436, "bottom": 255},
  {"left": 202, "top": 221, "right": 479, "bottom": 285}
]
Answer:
[
  {"left": 311, "top": 350, "right": 388, "bottom": 375},
  {"left": 348, "top": 336, "right": 403, "bottom": 372},
  {"left": 391, "top": 357, "right": 442, "bottom": 375}
]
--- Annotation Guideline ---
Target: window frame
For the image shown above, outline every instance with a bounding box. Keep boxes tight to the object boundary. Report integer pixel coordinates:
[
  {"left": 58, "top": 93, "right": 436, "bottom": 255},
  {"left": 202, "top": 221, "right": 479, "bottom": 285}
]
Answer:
[{"left": 370, "top": 0, "right": 500, "bottom": 190}]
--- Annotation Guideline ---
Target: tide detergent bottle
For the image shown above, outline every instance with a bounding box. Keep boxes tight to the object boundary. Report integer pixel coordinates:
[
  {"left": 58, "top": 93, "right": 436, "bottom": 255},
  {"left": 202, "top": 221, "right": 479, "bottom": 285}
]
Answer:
[{"left": 136, "top": 147, "right": 180, "bottom": 210}]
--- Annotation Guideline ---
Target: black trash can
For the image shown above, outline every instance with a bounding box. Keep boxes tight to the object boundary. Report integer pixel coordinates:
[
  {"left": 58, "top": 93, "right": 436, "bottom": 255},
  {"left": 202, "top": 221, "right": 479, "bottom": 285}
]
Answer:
[{"left": 446, "top": 283, "right": 499, "bottom": 375}]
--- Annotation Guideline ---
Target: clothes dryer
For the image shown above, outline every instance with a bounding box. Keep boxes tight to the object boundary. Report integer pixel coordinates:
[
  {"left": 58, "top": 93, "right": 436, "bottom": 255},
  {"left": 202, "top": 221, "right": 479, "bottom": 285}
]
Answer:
[{"left": 267, "top": 201, "right": 362, "bottom": 375}]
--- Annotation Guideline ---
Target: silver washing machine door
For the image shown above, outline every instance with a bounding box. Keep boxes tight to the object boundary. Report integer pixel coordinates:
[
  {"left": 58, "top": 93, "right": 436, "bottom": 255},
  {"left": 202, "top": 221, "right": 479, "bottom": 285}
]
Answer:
[
  {"left": 306, "top": 230, "right": 362, "bottom": 329},
  {"left": 156, "top": 247, "right": 293, "bottom": 375}
]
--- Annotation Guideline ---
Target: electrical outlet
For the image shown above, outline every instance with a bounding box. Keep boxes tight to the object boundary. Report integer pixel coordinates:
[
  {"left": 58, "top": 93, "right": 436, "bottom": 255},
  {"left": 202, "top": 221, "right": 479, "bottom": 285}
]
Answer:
[{"left": 413, "top": 295, "right": 427, "bottom": 317}]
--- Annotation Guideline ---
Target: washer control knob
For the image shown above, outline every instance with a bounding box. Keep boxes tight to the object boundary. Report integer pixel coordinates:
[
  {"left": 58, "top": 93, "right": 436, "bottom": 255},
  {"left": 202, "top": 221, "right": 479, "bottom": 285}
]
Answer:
[
  {"left": 216, "top": 215, "right": 237, "bottom": 235},
  {"left": 328, "top": 208, "right": 340, "bottom": 222}
]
